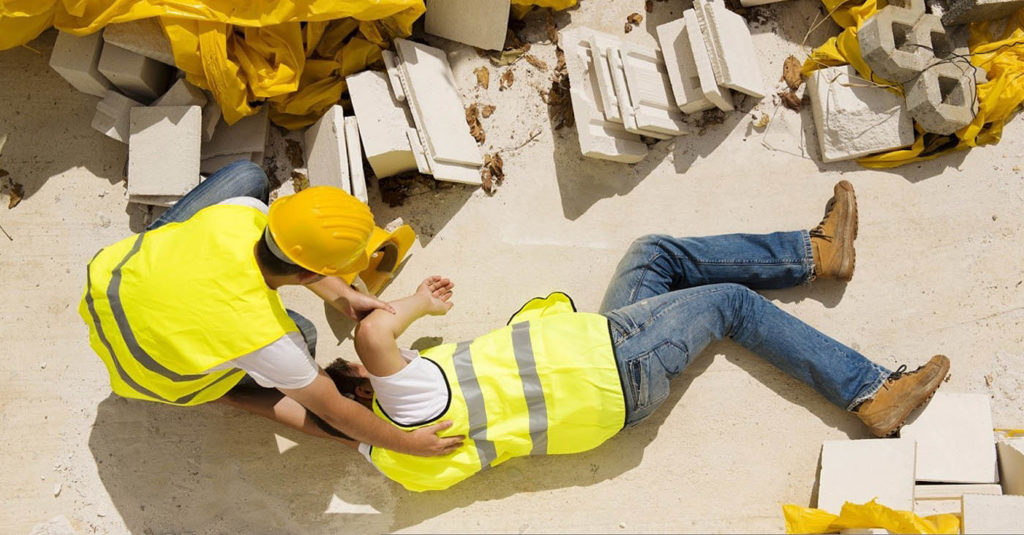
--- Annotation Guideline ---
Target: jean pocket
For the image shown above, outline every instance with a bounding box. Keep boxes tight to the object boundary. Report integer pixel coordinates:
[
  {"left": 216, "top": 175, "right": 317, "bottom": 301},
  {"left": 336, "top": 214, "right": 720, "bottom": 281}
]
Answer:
[
  {"left": 652, "top": 340, "right": 689, "bottom": 379},
  {"left": 626, "top": 354, "right": 650, "bottom": 409}
]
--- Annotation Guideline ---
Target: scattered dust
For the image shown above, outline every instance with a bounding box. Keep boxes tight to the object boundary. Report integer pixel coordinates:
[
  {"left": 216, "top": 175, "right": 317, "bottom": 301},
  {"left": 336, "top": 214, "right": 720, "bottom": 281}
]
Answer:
[
  {"left": 500, "top": 69, "right": 515, "bottom": 91},
  {"left": 466, "top": 103, "right": 486, "bottom": 143},
  {"left": 474, "top": 66, "right": 490, "bottom": 90},
  {"left": 782, "top": 55, "right": 803, "bottom": 90},
  {"left": 290, "top": 171, "right": 309, "bottom": 193},
  {"left": 481, "top": 105, "right": 496, "bottom": 118},
  {"left": 525, "top": 54, "right": 548, "bottom": 71},
  {"left": 778, "top": 91, "right": 802, "bottom": 111},
  {"left": 377, "top": 172, "right": 452, "bottom": 207},
  {"left": 284, "top": 139, "right": 304, "bottom": 167},
  {"left": 694, "top": 108, "right": 727, "bottom": 135}
]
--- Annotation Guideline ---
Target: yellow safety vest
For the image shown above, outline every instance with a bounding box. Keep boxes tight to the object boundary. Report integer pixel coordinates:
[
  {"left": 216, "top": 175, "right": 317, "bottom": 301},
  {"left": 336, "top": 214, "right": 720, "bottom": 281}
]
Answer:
[
  {"left": 369, "top": 292, "right": 626, "bottom": 491},
  {"left": 78, "top": 204, "right": 298, "bottom": 406}
]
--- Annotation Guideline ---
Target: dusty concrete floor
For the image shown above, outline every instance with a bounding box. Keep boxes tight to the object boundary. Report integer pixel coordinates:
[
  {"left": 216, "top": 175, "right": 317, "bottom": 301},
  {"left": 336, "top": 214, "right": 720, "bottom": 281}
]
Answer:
[{"left": 2, "top": 1, "right": 1023, "bottom": 533}]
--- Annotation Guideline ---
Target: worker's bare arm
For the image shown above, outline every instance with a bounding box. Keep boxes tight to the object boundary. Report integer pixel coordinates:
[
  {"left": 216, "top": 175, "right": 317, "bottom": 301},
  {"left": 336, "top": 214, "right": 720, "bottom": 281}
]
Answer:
[
  {"left": 354, "top": 276, "right": 454, "bottom": 377},
  {"left": 306, "top": 276, "right": 396, "bottom": 321}
]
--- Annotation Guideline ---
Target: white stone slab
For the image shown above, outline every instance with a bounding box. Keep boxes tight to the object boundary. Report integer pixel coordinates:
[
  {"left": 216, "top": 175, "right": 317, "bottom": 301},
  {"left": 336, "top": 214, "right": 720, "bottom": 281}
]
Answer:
[
  {"left": 92, "top": 90, "right": 145, "bottom": 143},
  {"left": 202, "top": 99, "right": 221, "bottom": 142},
  {"left": 128, "top": 106, "right": 201, "bottom": 199},
  {"left": 381, "top": 50, "right": 406, "bottom": 102},
  {"left": 806, "top": 65, "right": 915, "bottom": 163},
  {"left": 914, "top": 498, "right": 962, "bottom": 516},
  {"left": 345, "top": 116, "right": 368, "bottom": 203},
  {"left": 102, "top": 18, "right": 175, "bottom": 66},
  {"left": 962, "top": 494, "right": 1024, "bottom": 534},
  {"left": 345, "top": 70, "right": 417, "bottom": 178},
  {"left": 97, "top": 42, "right": 172, "bottom": 102},
  {"left": 606, "top": 45, "right": 672, "bottom": 140},
  {"left": 153, "top": 78, "right": 207, "bottom": 107},
  {"left": 586, "top": 32, "right": 624, "bottom": 123},
  {"left": 619, "top": 42, "right": 689, "bottom": 136},
  {"left": 818, "top": 439, "right": 916, "bottom": 514},
  {"left": 408, "top": 128, "right": 432, "bottom": 174},
  {"left": 559, "top": 29, "right": 646, "bottom": 163},
  {"left": 997, "top": 438, "right": 1024, "bottom": 495},
  {"left": 693, "top": 0, "right": 766, "bottom": 98},
  {"left": 656, "top": 18, "right": 715, "bottom": 114},
  {"left": 304, "top": 105, "right": 351, "bottom": 192},
  {"left": 202, "top": 107, "right": 269, "bottom": 159},
  {"left": 683, "top": 9, "right": 733, "bottom": 112},
  {"left": 424, "top": 0, "right": 510, "bottom": 51},
  {"left": 199, "top": 153, "right": 251, "bottom": 175},
  {"left": 393, "top": 38, "right": 482, "bottom": 167},
  {"left": 900, "top": 392, "right": 998, "bottom": 484},
  {"left": 49, "top": 31, "right": 112, "bottom": 98},
  {"left": 915, "top": 483, "right": 1003, "bottom": 499}
]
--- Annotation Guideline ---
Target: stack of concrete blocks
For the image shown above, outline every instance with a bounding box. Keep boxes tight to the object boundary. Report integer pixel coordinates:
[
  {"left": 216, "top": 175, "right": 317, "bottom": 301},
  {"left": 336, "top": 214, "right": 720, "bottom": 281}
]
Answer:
[
  {"left": 806, "top": 65, "right": 916, "bottom": 162},
  {"left": 303, "top": 105, "right": 369, "bottom": 203},
  {"left": 424, "top": 0, "right": 510, "bottom": 51},
  {"left": 127, "top": 106, "right": 201, "bottom": 206},
  {"left": 859, "top": 0, "right": 978, "bottom": 135},
  {"left": 940, "top": 0, "right": 1024, "bottom": 25},
  {"left": 201, "top": 108, "right": 269, "bottom": 176}
]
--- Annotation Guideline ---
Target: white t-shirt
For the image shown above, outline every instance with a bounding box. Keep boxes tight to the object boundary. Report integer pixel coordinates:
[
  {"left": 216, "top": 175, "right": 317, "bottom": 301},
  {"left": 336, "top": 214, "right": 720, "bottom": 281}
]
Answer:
[{"left": 204, "top": 197, "right": 319, "bottom": 390}]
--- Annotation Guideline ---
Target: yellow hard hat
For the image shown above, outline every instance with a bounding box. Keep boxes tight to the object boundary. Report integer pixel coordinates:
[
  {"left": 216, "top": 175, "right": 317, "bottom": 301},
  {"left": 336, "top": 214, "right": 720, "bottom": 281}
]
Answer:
[{"left": 266, "top": 186, "right": 374, "bottom": 276}]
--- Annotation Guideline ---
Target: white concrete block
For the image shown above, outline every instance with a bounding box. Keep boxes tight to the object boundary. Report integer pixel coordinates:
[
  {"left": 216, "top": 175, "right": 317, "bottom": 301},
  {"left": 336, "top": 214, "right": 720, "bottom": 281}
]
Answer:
[
  {"left": 345, "top": 70, "right": 417, "bottom": 178},
  {"left": 345, "top": 116, "right": 368, "bottom": 203},
  {"left": 49, "top": 31, "right": 112, "bottom": 98},
  {"left": 962, "top": 494, "right": 1024, "bottom": 534},
  {"left": 656, "top": 18, "right": 715, "bottom": 114},
  {"left": 202, "top": 99, "right": 221, "bottom": 142},
  {"left": 900, "top": 392, "right": 998, "bottom": 483},
  {"left": 915, "top": 483, "right": 1003, "bottom": 499},
  {"left": 153, "top": 78, "right": 207, "bottom": 108},
  {"left": 607, "top": 46, "right": 673, "bottom": 140},
  {"left": 807, "top": 65, "right": 915, "bottom": 163},
  {"left": 693, "top": 0, "right": 766, "bottom": 98},
  {"left": 199, "top": 153, "right": 251, "bottom": 175},
  {"left": 202, "top": 107, "right": 269, "bottom": 159},
  {"left": 381, "top": 50, "right": 406, "bottom": 102},
  {"left": 914, "top": 498, "right": 962, "bottom": 516},
  {"left": 424, "top": 0, "right": 510, "bottom": 51},
  {"left": 97, "top": 42, "right": 173, "bottom": 102},
  {"left": 92, "top": 90, "right": 145, "bottom": 143},
  {"left": 817, "top": 439, "right": 916, "bottom": 514},
  {"left": 102, "top": 18, "right": 175, "bottom": 66},
  {"left": 408, "top": 128, "right": 432, "bottom": 174},
  {"left": 303, "top": 105, "right": 351, "bottom": 193},
  {"left": 683, "top": 9, "right": 733, "bottom": 112},
  {"left": 619, "top": 42, "right": 689, "bottom": 136},
  {"left": 997, "top": 438, "right": 1024, "bottom": 495},
  {"left": 588, "top": 32, "right": 625, "bottom": 123},
  {"left": 128, "top": 106, "right": 201, "bottom": 200},
  {"left": 559, "top": 29, "right": 646, "bottom": 163}
]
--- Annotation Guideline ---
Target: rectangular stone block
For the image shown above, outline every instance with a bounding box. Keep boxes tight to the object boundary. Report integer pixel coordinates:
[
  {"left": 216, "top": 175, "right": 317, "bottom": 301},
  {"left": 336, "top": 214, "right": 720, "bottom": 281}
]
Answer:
[
  {"left": 693, "top": 0, "right": 765, "bottom": 98},
  {"left": 915, "top": 483, "right": 1003, "bottom": 499},
  {"left": 345, "top": 70, "right": 417, "bottom": 178},
  {"left": 997, "top": 437, "right": 1024, "bottom": 495},
  {"left": 619, "top": 42, "right": 689, "bottom": 136},
  {"left": 199, "top": 153, "right": 251, "bottom": 175},
  {"left": 655, "top": 17, "right": 715, "bottom": 114},
  {"left": 345, "top": 116, "right": 368, "bottom": 203},
  {"left": 914, "top": 498, "right": 962, "bottom": 516},
  {"left": 153, "top": 78, "right": 207, "bottom": 108},
  {"left": 92, "top": 90, "right": 145, "bottom": 143},
  {"left": 381, "top": 50, "right": 406, "bottom": 102},
  {"left": 588, "top": 31, "right": 625, "bottom": 123},
  {"left": 817, "top": 439, "right": 916, "bottom": 514},
  {"left": 900, "top": 392, "right": 998, "bottom": 483},
  {"left": 202, "top": 107, "right": 269, "bottom": 159},
  {"left": 102, "top": 18, "right": 176, "bottom": 66},
  {"left": 304, "top": 105, "right": 351, "bottom": 193},
  {"left": 128, "top": 106, "right": 201, "bottom": 202},
  {"left": 606, "top": 44, "right": 672, "bottom": 140},
  {"left": 97, "top": 42, "right": 173, "bottom": 102},
  {"left": 962, "top": 494, "right": 1024, "bottom": 533},
  {"left": 942, "top": 0, "right": 1024, "bottom": 25},
  {"left": 408, "top": 128, "right": 432, "bottom": 174},
  {"left": 49, "top": 31, "right": 112, "bottom": 97},
  {"left": 424, "top": 0, "right": 510, "bottom": 51},
  {"left": 683, "top": 9, "right": 733, "bottom": 112},
  {"left": 807, "top": 65, "right": 915, "bottom": 162}
]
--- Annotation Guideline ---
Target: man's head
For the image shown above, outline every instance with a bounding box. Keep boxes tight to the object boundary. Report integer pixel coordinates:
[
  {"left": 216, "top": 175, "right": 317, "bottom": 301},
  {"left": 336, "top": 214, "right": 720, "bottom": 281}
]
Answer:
[{"left": 324, "top": 358, "right": 374, "bottom": 408}]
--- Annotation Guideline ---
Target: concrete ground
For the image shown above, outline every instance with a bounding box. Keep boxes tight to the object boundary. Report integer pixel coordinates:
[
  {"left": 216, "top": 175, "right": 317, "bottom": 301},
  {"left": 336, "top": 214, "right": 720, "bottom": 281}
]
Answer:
[{"left": 2, "top": 1, "right": 1022, "bottom": 533}]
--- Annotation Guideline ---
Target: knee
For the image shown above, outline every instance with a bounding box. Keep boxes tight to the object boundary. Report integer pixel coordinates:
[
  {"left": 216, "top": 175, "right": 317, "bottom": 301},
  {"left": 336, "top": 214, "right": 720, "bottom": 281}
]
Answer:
[
  {"left": 224, "top": 160, "right": 271, "bottom": 201},
  {"left": 714, "top": 283, "right": 763, "bottom": 335},
  {"left": 628, "top": 234, "right": 672, "bottom": 256}
]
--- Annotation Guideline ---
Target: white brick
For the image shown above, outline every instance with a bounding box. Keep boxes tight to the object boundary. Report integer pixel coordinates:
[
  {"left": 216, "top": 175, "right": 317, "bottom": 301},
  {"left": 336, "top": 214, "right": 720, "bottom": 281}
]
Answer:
[
  {"left": 345, "top": 116, "right": 368, "bottom": 203},
  {"left": 807, "top": 65, "right": 915, "bottom": 163},
  {"left": 693, "top": 0, "right": 766, "bottom": 98},
  {"left": 656, "top": 18, "right": 715, "bottom": 114},
  {"left": 49, "top": 31, "right": 112, "bottom": 98},
  {"left": 683, "top": 9, "right": 733, "bottom": 112},
  {"left": 202, "top": 107, "right": 269, "bottom": 159},
  {"left": 128, "top": 106, "right": 201, "bottom": 201},
  {"left": 962, "top": 494, "right": 1024, "bottom": 534},
  {"left": 817, "top": 439, "right": 916, "bottom": 514},
  {"left": 345, "top": 70, "right": 417, "bottom": 178},
  {"left": 619, "top": 42, "right": 689, "bottom": 136},
  {"left": 588, "top": 32, "right": 624, "bottom": 123},
  {"left": 424, "top": 0, "right": 510, "bottom": 51},
  {"left": 915, "top": 483, "right": 1003, "bottom": 499},
  {"left": 914, "top": 498, "right": 962, "bottom": 516},
  {"left": 408, "top": 128, "right": 432, "bottom": 174},
  {"left": 997, "top": 438, "right": 1024, "bottom": 495},
  {"left": 153, "top": 79, "right": 207, "bottom": 108},
  {"left": 303, "top": 105, "right": 351, "bottom": 193},
  {"left": 381, "top": 50, "right": 406, "bottom": 102},
  {"left": 199, "top": 153, "right": 251, "bottom": 175},
  {"left": 900, "top": 392, "right": 998, "bottom": 483},
  {"left": 560, "top": 28, "right": 646, "bottom": 163},
  {"left": 92, "top": 90, "right": 145, "bottom": 143},
  {"left": 97, "top": 43, "right": 173, "bottom": 102},
  {"left": 102, "top": 18, "right": 175, "bottom": 66}
]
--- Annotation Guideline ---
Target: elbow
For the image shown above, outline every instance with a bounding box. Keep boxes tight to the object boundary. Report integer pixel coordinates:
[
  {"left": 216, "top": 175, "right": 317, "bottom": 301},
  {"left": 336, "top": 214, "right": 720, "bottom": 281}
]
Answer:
[{"left": 354, "top": 315, "right": 386, "bottom": 356}]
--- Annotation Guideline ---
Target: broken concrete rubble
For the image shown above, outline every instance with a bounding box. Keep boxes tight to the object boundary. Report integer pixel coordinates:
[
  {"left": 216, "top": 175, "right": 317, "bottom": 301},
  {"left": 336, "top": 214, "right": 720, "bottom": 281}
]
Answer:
[
  {"left": 49, "top": 31, "right": 112, "bottom": 98},
  {"left": 858, "top": 7, "right": 935, "bottom": 84},
  {"left": 424, "top": 0, "right": 510, "bottom": 51},
  {"left": 92, "top": 90, "right": 145, "bottom": 143},
  {"left": 304, "top": 105, "right": 351, "bottom": 193},
  {"left": 683, "top": 9, "right": 734, "bottom": 112},
  {"left": 692, "top": 0, "right": 765, "bottom": 98},
  {"left": 344, "top": 116, "right": 368, "bottom": 203},
  {"left": 128, "top": 106, "right": 201, "bottom": 204},
  {"left": 941, "top": 0, "right": 1024, "bottom": 26},
  {"left": 619, "top": 43, "right": 689, "bottom": 136},
  {"left": 997, "top": 438, "right": 1024, "bottom": 495},
  {"left": 655, "top": 18, "right": 715, "bottom": 114},
  {"left": 97, "top": 42, "right": 173, "bottom": 102},
  {"left": 102, "top": 18, "right": 176, "bottom": 66},
  {"left": 345, "top": 70, "right": 418, "bottom": 179}
]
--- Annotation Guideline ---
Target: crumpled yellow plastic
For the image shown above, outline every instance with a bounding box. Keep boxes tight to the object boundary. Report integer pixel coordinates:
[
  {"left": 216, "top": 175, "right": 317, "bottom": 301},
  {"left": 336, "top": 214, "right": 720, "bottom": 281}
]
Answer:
[
  {"left": 783, "top": 499, "right": 960, "bottom": 534},
  {"left": 802, "top": 1, "right": 1024, "bottom": 168}
]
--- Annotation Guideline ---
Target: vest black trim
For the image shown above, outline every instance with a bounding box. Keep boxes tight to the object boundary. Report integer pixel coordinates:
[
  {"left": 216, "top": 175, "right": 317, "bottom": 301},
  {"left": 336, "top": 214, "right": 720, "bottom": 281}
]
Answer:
[
  {"left": 505, "top": 291, "right": 578, "bottom": 326},
  {"left": 373, "top": 356, "right": 453, "bottom": 429}
]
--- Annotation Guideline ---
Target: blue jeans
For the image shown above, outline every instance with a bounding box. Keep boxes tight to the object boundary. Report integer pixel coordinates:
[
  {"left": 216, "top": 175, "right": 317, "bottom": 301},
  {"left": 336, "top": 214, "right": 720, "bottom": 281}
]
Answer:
[{"left": 600, "top": 232, "right": 890, "bottom": 426}]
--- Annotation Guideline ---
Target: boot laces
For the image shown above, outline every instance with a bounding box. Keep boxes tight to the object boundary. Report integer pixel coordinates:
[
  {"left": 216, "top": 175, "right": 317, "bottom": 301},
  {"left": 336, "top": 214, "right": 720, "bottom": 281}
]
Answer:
[
  {"left": 881, "top": 364, "right": 912, "bottom": 390},
  {"left": 810, "top": 198, "right": 837, "bottom": 240}
]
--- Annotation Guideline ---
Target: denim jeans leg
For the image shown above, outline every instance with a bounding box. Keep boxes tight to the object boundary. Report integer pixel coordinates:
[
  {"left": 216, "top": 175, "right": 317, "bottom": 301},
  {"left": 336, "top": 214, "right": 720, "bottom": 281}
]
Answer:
[
  {"left": 286, "top": 309, "right": 318, "bottom": 358},
  {"left": 147, "top": 160, "right": 270, "bottom": 230},
  {"left": 599, "top": 231, "right": 814, "bottom": 313},
  {"left": 605, "top": 283, "right": 890, "bottom": 426}
]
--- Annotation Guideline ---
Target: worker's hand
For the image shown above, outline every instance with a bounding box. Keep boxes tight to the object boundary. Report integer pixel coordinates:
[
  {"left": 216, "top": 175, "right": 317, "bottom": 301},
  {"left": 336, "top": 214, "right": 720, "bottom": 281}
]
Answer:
[
  {"left": 405, "top": 420, "right": 464, "bottom": 456},
  {"left": 341, "top": 289, "right": 396, "bottom": 321},
  {"left": 416, "top": 276, "right": 454, "bottom": 316}
]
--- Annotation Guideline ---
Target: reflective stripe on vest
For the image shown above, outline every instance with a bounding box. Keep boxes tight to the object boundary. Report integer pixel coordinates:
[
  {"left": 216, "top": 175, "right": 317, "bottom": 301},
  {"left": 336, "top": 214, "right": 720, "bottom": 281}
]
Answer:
[
  {"left": 452, "top": 341, "right": 497, "bottom": 469},
  {"left": 511, "top": 321, "right": 547, "bottom": 456}
]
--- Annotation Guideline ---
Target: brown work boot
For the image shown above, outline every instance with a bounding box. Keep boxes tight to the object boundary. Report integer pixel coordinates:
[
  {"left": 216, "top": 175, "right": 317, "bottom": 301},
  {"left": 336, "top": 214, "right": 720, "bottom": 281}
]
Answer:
[
  {"left": 855, "top": 355, "right": 951, "bottom": 437},
  {"left": 810, "top": 180, "right": 858, "bottom": 281}
]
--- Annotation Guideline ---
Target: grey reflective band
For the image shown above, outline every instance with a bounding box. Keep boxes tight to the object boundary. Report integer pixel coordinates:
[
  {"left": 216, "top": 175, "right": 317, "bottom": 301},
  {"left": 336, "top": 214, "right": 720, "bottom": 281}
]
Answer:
[
  {"left": 511, "top": 321, "right": 548, "bottom": 455},
  {"left": 263, "top": 227, "right": 299, "bottom": 265},
  {"left": 452, "top": 341, "right": 497, "bottom": 470}
]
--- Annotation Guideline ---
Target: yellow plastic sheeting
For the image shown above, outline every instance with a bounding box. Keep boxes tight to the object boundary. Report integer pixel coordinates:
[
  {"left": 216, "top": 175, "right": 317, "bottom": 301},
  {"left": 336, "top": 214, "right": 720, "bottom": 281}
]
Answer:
[
  {"left": 783, "top": 500, "right": 959, "bottom": 534},
  {"left": 802, "top": 1, "right": 1024, "bottom": 168}
]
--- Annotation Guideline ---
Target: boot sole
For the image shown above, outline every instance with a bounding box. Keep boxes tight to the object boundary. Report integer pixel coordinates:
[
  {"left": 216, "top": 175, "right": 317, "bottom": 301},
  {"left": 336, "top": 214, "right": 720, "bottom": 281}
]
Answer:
[{"left": 834, "top": 181, "right": 857, "bottom": 281}]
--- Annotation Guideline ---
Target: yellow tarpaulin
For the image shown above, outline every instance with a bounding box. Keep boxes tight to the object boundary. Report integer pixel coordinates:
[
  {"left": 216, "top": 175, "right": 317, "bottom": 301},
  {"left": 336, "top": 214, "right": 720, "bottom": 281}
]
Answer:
[
  {"left": 802, "top": 1, "right": 1024, "bottom": 168},
  {"left": 783, "top": 499, "right": 960, "bottom": 534},
  {"left": 0, "top": 0, "right": 576, "bottom": 129}
]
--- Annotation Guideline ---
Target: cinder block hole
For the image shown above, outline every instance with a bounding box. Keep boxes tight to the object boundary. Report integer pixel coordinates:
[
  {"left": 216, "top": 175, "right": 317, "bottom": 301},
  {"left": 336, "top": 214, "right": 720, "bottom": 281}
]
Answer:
[
  {"left": 930, "top": 31, "right": 953, "bottom": 58},
  {"left": 893, "top": 22, "right": 913, "bottom": 51},
  {"left": 938, "top": 75, "right": 965, "bottom": 106},
  {"left": 688, "top": 76, "right": 701, "bottom": 90}
]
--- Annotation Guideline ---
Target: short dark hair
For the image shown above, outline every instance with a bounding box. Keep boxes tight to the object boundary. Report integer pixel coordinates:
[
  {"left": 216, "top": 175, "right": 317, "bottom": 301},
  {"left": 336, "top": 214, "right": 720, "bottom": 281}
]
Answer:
[
  {"left": 307, "top": 359, "right": 371, "bottom": 440},
  {"left": 255, "top": 231, "right": 315, "bottom": 277}
]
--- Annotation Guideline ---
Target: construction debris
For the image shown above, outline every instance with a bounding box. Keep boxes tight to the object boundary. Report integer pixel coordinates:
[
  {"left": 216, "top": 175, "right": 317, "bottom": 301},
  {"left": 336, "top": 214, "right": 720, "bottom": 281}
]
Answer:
[
  {"left": 102, "top": 18, "right": 176, "bottom": 66},
  {"left": 345, "top": 70, "right": 418, "bottom": 179},
  {"left": 901, "top": 392, "right": 998, "bottom": 483},
  {"left": 127, "top": 106, "right": 201, "bottom": 206},
  {"left": 304, "top": 105, "right": 352, "bottom": 194},
  {"left": 940, "top": 0, "right": 1024, "bottom": 25},
  {"left": 962, "top": 494, "right": 1024, "bottom": 534},
  {"left": 92, "top": 90, "right": 144, "bottom": 144},
  {"left": 692, "top": 0, "right": 766, "bottom": 98},
  {"left": 49, "top": 31, "right": 112, "bottom": 98},
  {"left": 424, "top": 0, "right": 511, "bottom": 51},
  {"left": 97, "top": 42, "right": 173, "bottom": 102},
  {"left": 817, "top": 439, "right": 916, "bottom": 514},
  {"left": 656, "top": 17, "right": 717, "bottom": 114}
]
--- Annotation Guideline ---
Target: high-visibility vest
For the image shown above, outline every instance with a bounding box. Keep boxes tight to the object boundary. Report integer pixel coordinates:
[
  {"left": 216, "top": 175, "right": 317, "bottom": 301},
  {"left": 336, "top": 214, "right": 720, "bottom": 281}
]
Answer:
[
  {"left": 369, "top": 292, "right": 625, "bottom": 491},
  {"left": 78, "top": 204, "right": 299, "bottom": 406}
]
